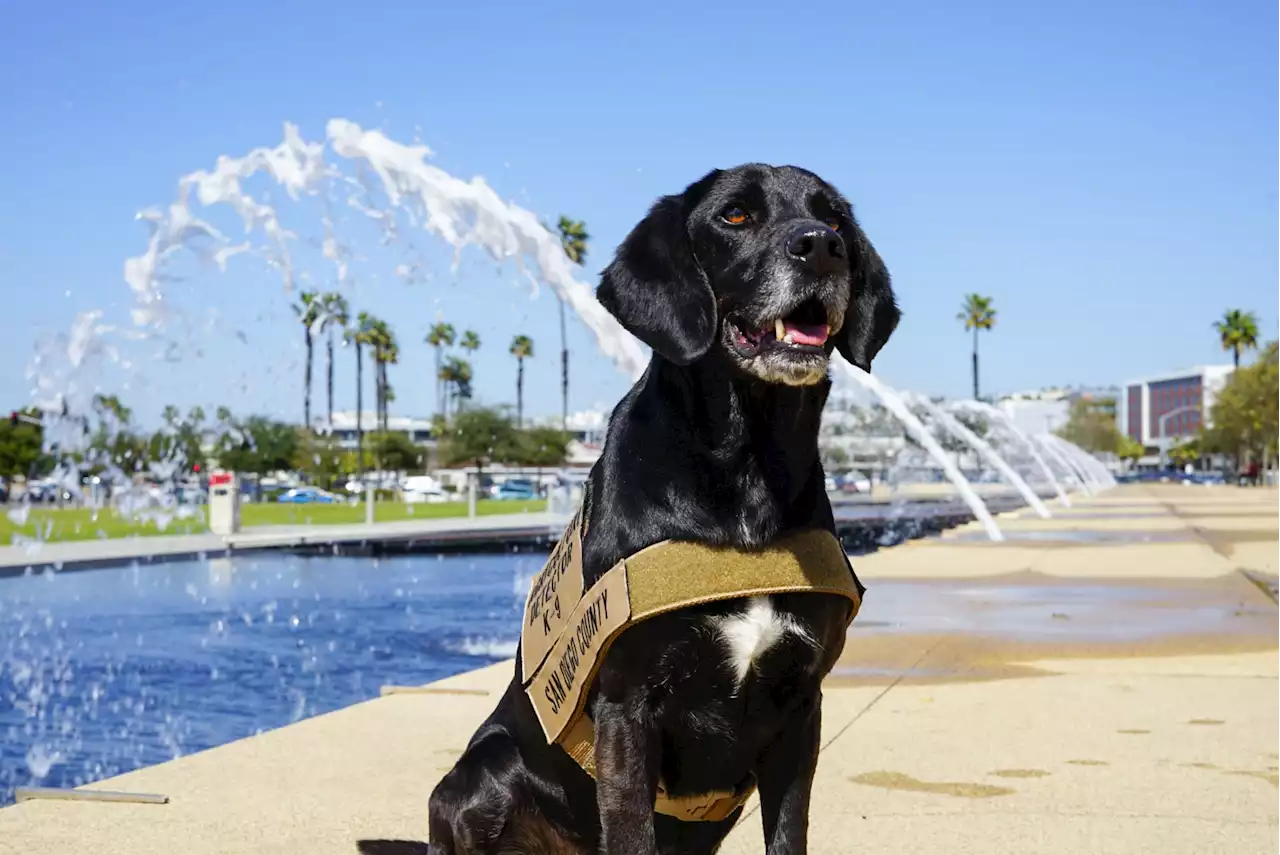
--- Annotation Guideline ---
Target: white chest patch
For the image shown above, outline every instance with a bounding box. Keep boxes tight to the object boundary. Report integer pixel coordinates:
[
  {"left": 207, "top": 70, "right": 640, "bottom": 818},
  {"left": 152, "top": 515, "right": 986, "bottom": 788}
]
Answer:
[{"left": 709, "top": 596, "right": 813, "bottom": 686}]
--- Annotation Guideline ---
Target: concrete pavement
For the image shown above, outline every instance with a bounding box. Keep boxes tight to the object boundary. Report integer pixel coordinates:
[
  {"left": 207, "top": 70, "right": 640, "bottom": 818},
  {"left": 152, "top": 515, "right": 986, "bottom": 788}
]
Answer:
[{"left": 1, "top": 484, "right": 1275, "bottom": 854}]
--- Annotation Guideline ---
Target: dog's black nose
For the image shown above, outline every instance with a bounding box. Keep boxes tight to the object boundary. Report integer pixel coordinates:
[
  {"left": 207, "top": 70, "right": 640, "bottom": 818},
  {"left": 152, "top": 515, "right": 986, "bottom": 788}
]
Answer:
[{"left": 785, "top": 225, "right": 846, "bottom": 274}]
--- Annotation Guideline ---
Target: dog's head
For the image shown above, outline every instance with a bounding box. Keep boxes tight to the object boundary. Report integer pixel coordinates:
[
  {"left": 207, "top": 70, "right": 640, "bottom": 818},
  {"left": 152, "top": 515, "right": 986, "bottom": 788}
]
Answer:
[{"left": 597, "top": 164, "right": 899, "bottom": 385}]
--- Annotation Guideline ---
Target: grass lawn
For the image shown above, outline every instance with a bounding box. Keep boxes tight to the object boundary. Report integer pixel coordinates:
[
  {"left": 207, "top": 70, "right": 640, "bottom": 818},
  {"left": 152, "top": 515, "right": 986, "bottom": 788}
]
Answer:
[{"left": 0, "top": 499, "right": 548, "bottom": 545}]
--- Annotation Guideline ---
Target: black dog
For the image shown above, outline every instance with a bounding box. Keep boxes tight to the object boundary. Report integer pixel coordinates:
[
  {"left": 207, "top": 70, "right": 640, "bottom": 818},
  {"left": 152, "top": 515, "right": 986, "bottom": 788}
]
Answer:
[{"left": 427, "top": 164, "right": 899, "bottom": 855}]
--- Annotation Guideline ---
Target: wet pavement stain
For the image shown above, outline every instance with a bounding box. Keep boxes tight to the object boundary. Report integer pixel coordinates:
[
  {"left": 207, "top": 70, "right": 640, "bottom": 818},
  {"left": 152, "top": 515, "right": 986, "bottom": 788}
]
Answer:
[
  {"left": 849, "top": 771, "right": 1015, "bottom": 798},
  {"left": 1066, "top": 760, "right": 1109, "bottom": 766},
  {"left": 990, "top": 769, "right": 1050, "bottom": 779},
  {"left": 1117, "top": 729, "right": 1150, "bottom": 735},
  {"left": 1188, "top": 718, "right": 1224, "bottom": 725},
  {"left": 830, "top": 571, "right": 1278, "bottom": 688}
]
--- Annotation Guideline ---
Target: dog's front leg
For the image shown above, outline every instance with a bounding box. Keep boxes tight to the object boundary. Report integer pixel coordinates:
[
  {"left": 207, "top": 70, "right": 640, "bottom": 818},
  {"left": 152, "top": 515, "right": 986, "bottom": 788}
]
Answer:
[
  {"left": 593, "top": 695, "right": 660, "bottom": 855},
  {"left": 755, "top": 694, "right": 822, "bottom": 855}
]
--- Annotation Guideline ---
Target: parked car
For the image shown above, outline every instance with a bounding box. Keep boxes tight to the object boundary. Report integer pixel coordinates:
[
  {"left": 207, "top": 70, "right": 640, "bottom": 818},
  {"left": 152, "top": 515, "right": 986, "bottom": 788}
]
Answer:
[
  {"left": 24, "top": 479, "right": 71, "bottom": 504},
  {"left": 839, "top": 471, "right": 873, "bottom": 494},
  {"left": 276, "top": 487, "right": 338, "bottom": 504},
  {"left": 402, "top": 475, "right": 449, "bottom": 504},
  {"left": 495, "top": 479, "right": 537, "bottom": 501}
]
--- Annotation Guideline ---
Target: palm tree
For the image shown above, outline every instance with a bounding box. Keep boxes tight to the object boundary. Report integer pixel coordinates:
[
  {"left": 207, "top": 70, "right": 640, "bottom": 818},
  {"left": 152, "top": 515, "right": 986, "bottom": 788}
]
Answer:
[
  {"left": 369, "top": 319, "right": 399, "bottom": 432},
  {"left": 292, "top": 291, "right": 321, "bottom": 429},
  {"left": 439, "top": 357, "right": 473, "bottom": 419},
  {"left": 346, "top": 312, "right": 377, "bottom": 474},
  {"left": 557, "top": 216, "right": 590, "bottom": 428},
  {"left": 425, "top": 322, "right": 456, "bottom": 420},
  {"left": 1213, "top": 309, "right": 1260, "bottom": 368},
  {"left": 319, "top": 292, "right": 350, "bottom": 430},
  {"left": 957, "top": 294, "right": 997, "bottom": 400},
  {"left": 509, "top": 335, "right": 534, "bottom": 427},
  {"left": 460, "top": 329, "right": 481, "bottom": 356}
]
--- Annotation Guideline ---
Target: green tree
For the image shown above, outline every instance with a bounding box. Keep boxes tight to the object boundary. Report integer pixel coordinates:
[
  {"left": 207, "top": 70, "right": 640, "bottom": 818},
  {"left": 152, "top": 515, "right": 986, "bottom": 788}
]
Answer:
[
  {"left": 556, "top": 216, "right": 589, "bottom": 427},
  {"left": 514, "top": 426, "right": 571, "bottom": 468},
  {"left": 437, "top": 406, "right": 520, "bottom": 479},
  {"left": 823, "top": 444, "right": 850, "bottom": 471},
  {"left": 1202, "top": 341, "right": 1278, "bottom": 469},
  {"left": 425, "top": 322, "right": 456, "bottom": 420},
  {"left": 957, "top": 294, "right": 997, "bottom": 400},
  {"left": 509, "top": 334, "right": 534, "bottom": 428},
  {"left": 439, "top": 357, "right": 473, "bottom": 419},
  {"left": 1115, "top": 434, "right": 1145, "bottom": 468},
  {"left": 293, "top": 430, "right": 345, "bottom": 489},
  {"left": 1213, "top": 309, "right": 1260, "bottom": 368},
  {"left": 1167, "top": 437, "right": 1201, "bottom": 469},
  {"left": 0, "top": 408, "right": 49, "bottom": 479},
  {"left": 216, "top": 416, "right": 299, "bottom": 475},
  {"left": 147, "top": 406, "right": 208, "bottom": 475},
  {"left": 1057, "top": 396, "right": 1123, "bottom": 454},
  {"left": 319, "top": 292, "right": 350, "bottom": 428},
  {"left": 460, "top": 329, "right": 481, "bottom": 358},
  {"left": 292, "top": 290, "right": 321, "bottom": 428},
  {"left": 87, "top": 395, "right": 147, "bottom": 475},
  {"left": 367, "top": 430, "right": 424, "bottom": 473}
]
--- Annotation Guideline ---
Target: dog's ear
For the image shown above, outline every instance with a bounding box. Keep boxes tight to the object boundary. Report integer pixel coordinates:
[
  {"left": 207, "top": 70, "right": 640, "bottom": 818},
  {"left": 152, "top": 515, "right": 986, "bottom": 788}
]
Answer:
[
  {"left": 597, "top": 190, "right": 717, "bottom": 366},
  {"left": 836, "top": 225, "right": 900, "bottom": 371}
]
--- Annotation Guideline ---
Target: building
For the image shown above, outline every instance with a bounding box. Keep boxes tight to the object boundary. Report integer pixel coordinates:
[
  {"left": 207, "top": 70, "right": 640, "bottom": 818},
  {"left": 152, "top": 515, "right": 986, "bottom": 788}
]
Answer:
[
  {"left": 313, "top": 411, "right": 437, "bottom": 450},
  {"left": 995, "top": 386, "right": 1119, "bottom": 436},
  {"left": 1116, "top": 365, "right": 1234, "bottom": 450}
]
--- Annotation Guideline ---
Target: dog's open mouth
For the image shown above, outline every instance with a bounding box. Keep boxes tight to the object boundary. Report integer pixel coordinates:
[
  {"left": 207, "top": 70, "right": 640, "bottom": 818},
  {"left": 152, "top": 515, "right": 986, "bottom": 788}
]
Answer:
[{"left": 727, "top": 298, "right": 830, "bottom": 358}]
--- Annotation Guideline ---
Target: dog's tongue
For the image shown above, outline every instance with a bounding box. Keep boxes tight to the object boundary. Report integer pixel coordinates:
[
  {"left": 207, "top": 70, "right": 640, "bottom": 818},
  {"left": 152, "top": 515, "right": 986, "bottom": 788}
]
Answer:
[{"left": 783, "top": 322, "right": 828, "bottom": 346}]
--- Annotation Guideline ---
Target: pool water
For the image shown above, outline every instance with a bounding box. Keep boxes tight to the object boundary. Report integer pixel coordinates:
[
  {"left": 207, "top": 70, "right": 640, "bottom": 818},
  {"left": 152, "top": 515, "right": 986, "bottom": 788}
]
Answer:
[{"left": 0, "top": 551, "right": 543, "bottom": 804}]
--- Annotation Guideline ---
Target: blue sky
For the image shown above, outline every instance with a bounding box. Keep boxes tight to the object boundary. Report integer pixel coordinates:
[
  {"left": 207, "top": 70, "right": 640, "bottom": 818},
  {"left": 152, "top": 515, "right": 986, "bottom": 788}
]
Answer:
[{"left": 1, "top": 0, "right": 1275, "bottom": 427}]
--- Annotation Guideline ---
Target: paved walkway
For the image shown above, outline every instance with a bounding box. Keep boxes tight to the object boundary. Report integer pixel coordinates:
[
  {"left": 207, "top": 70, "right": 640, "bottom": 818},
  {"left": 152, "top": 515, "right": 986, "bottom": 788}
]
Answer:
[{"left": 1, "top": 485, "right": 1275, "bottom": 854}]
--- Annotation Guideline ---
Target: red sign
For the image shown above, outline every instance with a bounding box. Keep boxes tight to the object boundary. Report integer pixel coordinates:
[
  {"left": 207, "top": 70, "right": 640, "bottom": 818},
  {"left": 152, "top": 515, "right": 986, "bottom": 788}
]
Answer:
[{"left": 209, "top": 472, "right": 233, "bottom": 487}]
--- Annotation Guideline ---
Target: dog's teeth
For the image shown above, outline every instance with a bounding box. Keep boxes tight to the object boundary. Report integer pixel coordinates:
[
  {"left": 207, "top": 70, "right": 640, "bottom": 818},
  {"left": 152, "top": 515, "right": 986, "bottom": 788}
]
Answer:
[
  {"left": 783, "top": 332, "right": 795, "bottom": 344},
  {"left": 775, "top": 319, "right": 785, "bottom": 340}
]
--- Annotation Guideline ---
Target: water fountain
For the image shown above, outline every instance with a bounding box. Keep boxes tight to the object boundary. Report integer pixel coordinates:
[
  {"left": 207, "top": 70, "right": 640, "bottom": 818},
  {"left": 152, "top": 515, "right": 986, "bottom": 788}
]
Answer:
[
  {"left": 123, "top": 120, "right": 650, "bottom": 381},
  {"left": 908, "top": 395, "right": 1051, "bottom": 519},
  {"left": 1032, "top": 434, "right": 1095, "bottom": 495},
  {"left": 1043, "top": 433, "right": 1115, "bottom": 490},
  {"left": 831, "top": 362, "right": 1005, "bottom": 542},
  {"left": 955, "top": 400, "right": 1072, "bottom": 506}
]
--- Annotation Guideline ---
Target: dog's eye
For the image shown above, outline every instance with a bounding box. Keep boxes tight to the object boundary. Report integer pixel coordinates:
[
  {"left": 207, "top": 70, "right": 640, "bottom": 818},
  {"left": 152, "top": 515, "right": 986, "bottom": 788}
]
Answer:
[
  {"left": 721, "top": 206, "right": 749, "bottom": 226},
  {"left": 825, "top": 218, "right": 841, "bottom": 232}
]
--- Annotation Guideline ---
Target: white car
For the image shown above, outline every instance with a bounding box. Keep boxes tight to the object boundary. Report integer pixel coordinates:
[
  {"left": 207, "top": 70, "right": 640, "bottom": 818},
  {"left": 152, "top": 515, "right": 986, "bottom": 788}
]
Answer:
[{"left": 402, "top": 475, "right": 449, "bottom": 504}]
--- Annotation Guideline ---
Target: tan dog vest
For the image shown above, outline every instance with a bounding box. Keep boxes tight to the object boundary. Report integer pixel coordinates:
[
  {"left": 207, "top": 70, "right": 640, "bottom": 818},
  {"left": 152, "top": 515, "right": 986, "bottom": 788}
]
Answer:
[{"left": 519, "top": 501, "right": 862, "bottom": 822}]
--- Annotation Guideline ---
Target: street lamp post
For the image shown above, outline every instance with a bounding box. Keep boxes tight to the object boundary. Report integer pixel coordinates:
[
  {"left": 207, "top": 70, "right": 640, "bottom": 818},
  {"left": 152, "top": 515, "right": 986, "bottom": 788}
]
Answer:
[{"left": 1155, "top": 405, "right": 1200, "bottom": 469}]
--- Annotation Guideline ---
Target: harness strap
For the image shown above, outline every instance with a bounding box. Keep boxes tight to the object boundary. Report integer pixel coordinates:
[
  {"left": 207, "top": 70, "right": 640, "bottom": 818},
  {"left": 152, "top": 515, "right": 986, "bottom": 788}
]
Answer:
[
  {"left": 520, "top": 524, "right": 861, "bottom": 822},
  {"left": 560, "top": 714, "right": 758, "bottom": 822}
]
